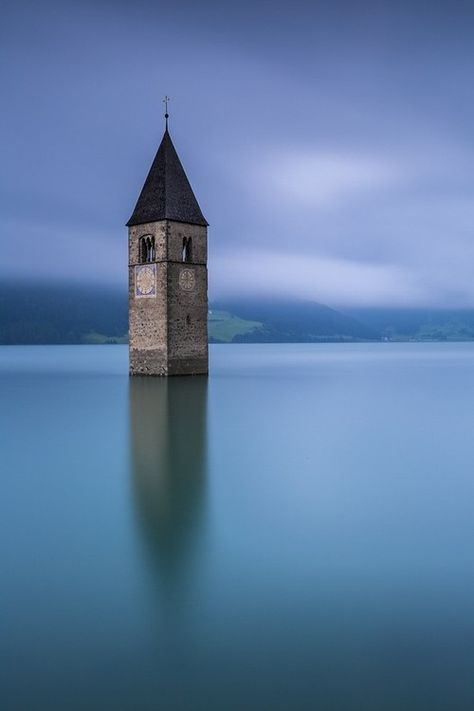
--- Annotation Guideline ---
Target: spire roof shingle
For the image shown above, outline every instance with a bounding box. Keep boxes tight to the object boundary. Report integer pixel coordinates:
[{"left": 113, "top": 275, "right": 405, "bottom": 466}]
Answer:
[{"left": 127, "top": 129, "right": 208, "bottom": 227}]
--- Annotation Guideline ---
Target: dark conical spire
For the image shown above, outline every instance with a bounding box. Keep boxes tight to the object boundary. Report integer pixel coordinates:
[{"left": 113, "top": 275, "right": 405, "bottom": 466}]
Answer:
[{"left": 127, "top": 129, "right": 208, "bottom": 227}]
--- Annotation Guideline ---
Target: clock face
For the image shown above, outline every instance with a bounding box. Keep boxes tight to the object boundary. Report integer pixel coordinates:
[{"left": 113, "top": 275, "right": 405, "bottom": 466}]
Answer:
[
  {"left": 179, "top": 268, "right": 195, "bottom": 292},
  {"left": 135, "top": 264, "right": 156, "bottom": 298}
]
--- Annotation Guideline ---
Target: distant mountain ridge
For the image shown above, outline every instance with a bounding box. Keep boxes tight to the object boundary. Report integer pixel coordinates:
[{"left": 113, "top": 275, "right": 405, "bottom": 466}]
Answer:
[
  {"left": 210, "top": 300, "right": 378, "bottom": 342},
  {"left": 2, "top": 281, "right": 474, "bottom": 344},
  {"left": 0, "top": 283, "right": 376, "bottom": 344},
  {"left": 0, "top": 282, "right": 128, "bottom": 345},
  {"left": 344, "top": 307, "right": 474, "bottom": 341}
]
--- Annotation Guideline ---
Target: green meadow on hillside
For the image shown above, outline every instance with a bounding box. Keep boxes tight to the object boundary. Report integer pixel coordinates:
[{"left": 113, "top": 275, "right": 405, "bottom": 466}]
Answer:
[
  {"left": 208, "top": 310, "right": 262, "bottom": 343},
  {"left": 79, "top": 311, "right": 262, "bottom": 344}
]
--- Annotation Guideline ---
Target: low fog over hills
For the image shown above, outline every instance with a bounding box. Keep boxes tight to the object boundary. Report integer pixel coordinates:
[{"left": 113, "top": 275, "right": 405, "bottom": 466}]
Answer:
[{"left": 3, "top": 282, "right": 474, "bottom": 345}]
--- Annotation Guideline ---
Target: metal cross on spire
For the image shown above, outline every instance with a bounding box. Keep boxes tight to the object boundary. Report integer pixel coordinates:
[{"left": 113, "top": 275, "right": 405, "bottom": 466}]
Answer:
[{"left": 163, "top": 95, "right": 170, "bottom": 130}]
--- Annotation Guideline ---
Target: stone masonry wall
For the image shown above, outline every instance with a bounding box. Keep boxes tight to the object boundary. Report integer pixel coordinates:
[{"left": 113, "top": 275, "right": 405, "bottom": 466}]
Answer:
[
  {"left": 167, "top": 261, "right": 208, "bottom": 375},
  {"left": 128, "top": 220, "right": 208, "bottom": 376},
  {"left": 128, "top": 221, "right": 167, "bottom": 264},
  {"left": 166, "top": 221, "right": 207, "bottom": 264},
  {"left": 128, "top": 261, "right": 168, "bottom": 375}
]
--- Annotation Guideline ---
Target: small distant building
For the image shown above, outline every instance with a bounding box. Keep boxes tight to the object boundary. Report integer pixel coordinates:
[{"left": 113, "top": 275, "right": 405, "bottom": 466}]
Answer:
[{"left": 127, "top": 114, "right": 208, "bottom": 376}]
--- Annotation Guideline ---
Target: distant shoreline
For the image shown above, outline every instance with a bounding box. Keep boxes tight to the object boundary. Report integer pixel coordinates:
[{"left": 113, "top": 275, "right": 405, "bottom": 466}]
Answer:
[{"left": 3, "top": 283, "right": 474, "bottom": 345}]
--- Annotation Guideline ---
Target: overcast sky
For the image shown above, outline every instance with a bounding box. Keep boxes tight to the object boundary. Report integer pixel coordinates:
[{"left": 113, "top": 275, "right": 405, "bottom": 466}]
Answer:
[{"left": 2, "top": 0, "right": 474, "bottom": 307}]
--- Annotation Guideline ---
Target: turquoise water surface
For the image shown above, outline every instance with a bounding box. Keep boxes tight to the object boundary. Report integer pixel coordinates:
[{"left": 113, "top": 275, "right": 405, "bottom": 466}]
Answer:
[{"left": 2, "top": 343, "right": 474, "bottom": 710}]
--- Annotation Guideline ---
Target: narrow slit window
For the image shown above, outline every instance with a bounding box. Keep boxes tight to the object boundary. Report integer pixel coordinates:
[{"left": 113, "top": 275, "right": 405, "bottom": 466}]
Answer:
[{"left": 182, "top": 237, "right": 192, "bottom": 263}]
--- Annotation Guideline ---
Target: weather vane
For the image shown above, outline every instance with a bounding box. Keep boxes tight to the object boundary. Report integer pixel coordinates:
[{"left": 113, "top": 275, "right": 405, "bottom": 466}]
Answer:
[{"left": 163, "top": 95, "right": 170, "bottom": 130}]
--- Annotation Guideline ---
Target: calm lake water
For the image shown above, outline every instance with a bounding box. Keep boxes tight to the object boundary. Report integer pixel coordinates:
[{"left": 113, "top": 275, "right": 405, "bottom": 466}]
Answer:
[{"left": 2, "top": 343, "right": 474, "bottom": 710}]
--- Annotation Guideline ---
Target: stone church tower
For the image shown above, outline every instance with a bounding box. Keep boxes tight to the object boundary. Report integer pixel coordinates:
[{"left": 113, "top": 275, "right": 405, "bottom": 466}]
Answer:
[{"left": 127, "top": 121, "right": 208, "bottom": 376}]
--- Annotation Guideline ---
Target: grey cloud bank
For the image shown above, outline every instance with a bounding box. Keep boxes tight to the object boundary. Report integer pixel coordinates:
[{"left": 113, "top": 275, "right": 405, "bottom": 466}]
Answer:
[{"left": 2, "top": 0, "right": 474, "bottom": 307}]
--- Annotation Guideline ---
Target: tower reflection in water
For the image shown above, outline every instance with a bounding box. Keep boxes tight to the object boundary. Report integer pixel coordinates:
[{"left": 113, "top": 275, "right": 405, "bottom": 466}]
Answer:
[{"left": 128, "top": 376, "right": 208, "bottom": 594}]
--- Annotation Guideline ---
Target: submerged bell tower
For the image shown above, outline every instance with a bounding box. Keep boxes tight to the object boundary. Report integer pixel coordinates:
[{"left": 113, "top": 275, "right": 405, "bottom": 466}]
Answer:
[{"left": 127, "top": 105, "right": 208, "bottom": 376}]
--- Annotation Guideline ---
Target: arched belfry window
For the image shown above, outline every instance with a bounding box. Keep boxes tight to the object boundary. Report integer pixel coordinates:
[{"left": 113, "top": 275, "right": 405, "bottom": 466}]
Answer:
[
  {"left": 182, "top": 237, "right": 192, "bottom": 263},
  {"left": 139, "top": 235, "right": 155, "bottom": 263}
]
